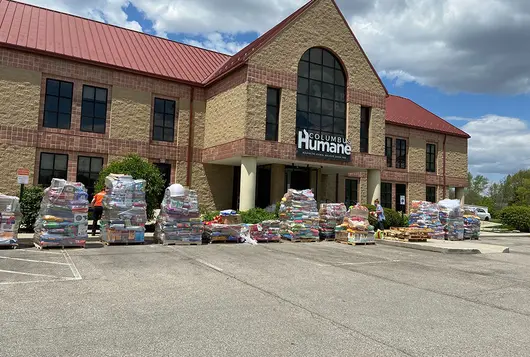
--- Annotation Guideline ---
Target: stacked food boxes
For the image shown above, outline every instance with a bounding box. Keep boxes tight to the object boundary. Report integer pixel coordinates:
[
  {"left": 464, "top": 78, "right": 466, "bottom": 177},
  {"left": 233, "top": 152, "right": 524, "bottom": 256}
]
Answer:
[
  {"left": 155, "top": 185, "right": 203, "bottom": 245},
  {"left": 248, "top": 220, "right": 281, "bottom": 242},
  {"left": 408, "top": 201, "right": 445, "bottom": 239},
  {"left": 0, "top": 195, "right": 21, "bottom": 247},
  {"left": 34, "top": 179, "right": 89, "bottom": 248},
  {"left": 463, "top": 208, "right": 481, "bottom": 240},
  {"left": 319, "top": 203, "right": 347, "bottom": 240},
  {"left": 438, "top": 199, "right": 464, "bottom": 241},
  {"left": 335, "top": 204, "right": 375, "bottom": 243},
  {"left": 279, "top": 189, "right": 319, "bottom": 241},
  {"left": 204, "top": 224, "right": 241, "bottom": 243},
  {"left": 101, "top": 174, "right": 147, "bottom": 244}
]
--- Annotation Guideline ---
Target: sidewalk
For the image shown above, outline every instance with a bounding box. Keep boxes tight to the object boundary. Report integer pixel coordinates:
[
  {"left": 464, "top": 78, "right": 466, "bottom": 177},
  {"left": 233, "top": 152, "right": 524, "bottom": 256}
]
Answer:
[{"left": 378, "top": 238, "right": 509, "bottom": 254}]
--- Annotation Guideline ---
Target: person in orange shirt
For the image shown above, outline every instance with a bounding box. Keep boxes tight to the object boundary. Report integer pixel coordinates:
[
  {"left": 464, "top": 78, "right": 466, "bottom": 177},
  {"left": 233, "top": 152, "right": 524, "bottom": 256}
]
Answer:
[{"left": 91, "top": 188, "right": 106, "bottom": 236}]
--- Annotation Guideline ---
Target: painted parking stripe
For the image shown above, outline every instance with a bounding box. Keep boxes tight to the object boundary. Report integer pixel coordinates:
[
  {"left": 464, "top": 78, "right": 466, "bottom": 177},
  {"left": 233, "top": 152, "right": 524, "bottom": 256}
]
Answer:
[
  {"left": 0, "top": 269, "right": 64, "bottom": 279},
  {"left": 0, "top": 278, "right": 78, "bottom": 285},
  {"left": 62, "top": 250, "right": 82, "bottom": 280},
  {"left": 0, "top": 256, "right": 71, "bottom": 266}
]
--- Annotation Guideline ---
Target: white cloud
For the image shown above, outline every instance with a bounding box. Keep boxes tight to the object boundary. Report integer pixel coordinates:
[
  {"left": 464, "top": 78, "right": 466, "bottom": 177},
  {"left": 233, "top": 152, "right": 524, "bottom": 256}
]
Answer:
[
  {"left": 454, "top": 115, "right": 530, "bottom": 177},
  {"left": 185, "top": 33, "right": 249, "bottom": 55}
]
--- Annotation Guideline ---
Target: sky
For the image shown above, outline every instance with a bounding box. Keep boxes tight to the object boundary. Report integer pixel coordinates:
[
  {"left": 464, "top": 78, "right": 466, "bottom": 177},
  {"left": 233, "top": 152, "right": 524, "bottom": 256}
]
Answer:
[{"left": 18, "top": 0, "right": 530, "bottom": 182}]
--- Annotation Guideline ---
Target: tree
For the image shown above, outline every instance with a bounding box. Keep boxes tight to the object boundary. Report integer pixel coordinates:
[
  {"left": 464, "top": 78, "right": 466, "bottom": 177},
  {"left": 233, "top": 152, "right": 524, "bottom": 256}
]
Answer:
[
  {"left": 95, "top": 155, "right": 165, "bottom": 219},
  {"left": 466, "top": 172, "right": 489, "bottom": 205}
]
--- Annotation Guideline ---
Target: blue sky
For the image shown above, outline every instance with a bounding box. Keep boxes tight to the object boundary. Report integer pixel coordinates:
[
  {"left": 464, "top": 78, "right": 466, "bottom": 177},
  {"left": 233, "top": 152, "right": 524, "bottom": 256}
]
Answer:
[{"left": 20, "top": 0, "right": 530, "bottom": 183}]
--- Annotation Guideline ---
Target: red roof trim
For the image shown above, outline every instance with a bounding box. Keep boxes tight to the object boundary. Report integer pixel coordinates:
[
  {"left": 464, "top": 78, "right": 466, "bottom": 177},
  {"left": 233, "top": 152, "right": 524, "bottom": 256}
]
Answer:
[{"left": 386, "top": 95, "right": 470, "bottom": 139}]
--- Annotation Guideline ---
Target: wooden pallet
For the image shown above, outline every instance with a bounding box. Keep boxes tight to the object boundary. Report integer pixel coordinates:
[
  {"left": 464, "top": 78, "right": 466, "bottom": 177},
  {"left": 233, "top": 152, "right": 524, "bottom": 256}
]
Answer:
[
  {"left": 34, "top": 242, "right": 85, "bottom": 249},
  {"left": 210, "top": 239, "right": 239, "bottom": 244},
  {"left": 256, "top": 240, "right": 282, "bottom": 243},
  {"left": 339, "top": 241, "right": 376, "bottom": 246},
  {"left": 384, "top": 237, "right": 428, "bottom": 243},
  {"left": 102, "top": 240, "right": 145, "bottom": 246},
  {"left": 161, "top": 241, "right": 202, "bottom": 246},
  {"left": 282, "top": 238, "right": 318, "bottom": 243}
]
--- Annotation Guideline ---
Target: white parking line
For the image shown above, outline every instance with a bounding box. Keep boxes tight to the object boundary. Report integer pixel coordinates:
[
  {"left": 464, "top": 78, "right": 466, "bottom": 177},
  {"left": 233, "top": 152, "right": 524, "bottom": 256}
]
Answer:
[
  {"left": 0, "top": 278, "right": 78, "bottom": 286},
  {"left": 62, "top": 250, "right": 82, "bottom": 280},
  {"left": 0, "top": 256, "right": 71, "bottom": 266},
  {"left": 14, "top": 248, "right": 64, "bottom": 255},
  {"left": 0, "top": 269, "right": 65, "bottom": 279},
  {"left": 196, "top": 259, "right": 223, "bottom": 272}
]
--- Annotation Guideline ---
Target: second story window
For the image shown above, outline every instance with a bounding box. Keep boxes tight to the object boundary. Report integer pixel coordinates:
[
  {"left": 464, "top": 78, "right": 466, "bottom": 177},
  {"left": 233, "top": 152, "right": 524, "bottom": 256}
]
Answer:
[
  {"left": 43, "top": 79, "right": 73, "bottom": 129},
  {"left": 360, "top": 106, "right": 371, "bottom": 153},
  {"left": 385, "top": 137, "right": 392, "bottom": 167},
  {"left": 396, "top": 138, "right": 407, "bottom": 169},
  {"left": 266, "top": 87, "right": 280, "bottom": 141},
  {"left": 153, "top": 98, "right": 176, "bottom": 142},
  {"left": 426, "top": 143, "right": 436, "bottom": 173},
  {"left": 81, "top": 85, "right": 108, "bottom": 133}
]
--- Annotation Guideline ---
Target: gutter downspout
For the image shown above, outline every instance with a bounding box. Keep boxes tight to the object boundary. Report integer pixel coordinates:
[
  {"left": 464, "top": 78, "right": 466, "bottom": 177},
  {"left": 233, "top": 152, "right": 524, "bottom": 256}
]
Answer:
[
  {"left": 443, "top": 134, "right": 447, "bottom": 198},
  {"left": 186, "top": 87, "right": 195, "bottom": 187}
]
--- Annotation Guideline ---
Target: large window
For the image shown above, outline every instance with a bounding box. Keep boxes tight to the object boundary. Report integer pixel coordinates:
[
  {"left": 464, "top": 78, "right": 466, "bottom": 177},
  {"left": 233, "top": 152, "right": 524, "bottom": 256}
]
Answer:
[
  {"left": 385, "top": 137, "right": 392, "bottom": 167},
  {"left": 426, "top": 186, "right": 437, "bottom": 203},
  {"left": 396, "top": 139, "right": 407, "bottom": 169},
  {"left": 76, "top": 156, "right": 103, "bottom": 199},
  {"left": 38, "top": 153, "right": 68, "bottom": 186},
  {"left": 296, "top": 48, "right": 346, "bottom": 138},
  {"left": 345, "top": 179, "right": 358, "bottom": 208},
  {"left": 266, "top": 87, "right": 280, "bottom": 141},
  {"left": 43, "top": 79, "right": 73, "bottom": 129},
  {"left": 81, "top": 85, "right": 108, "bottom": 133},
  {"left": 153, "top": 98, "right": 176, "bottom": 142},
  {"left": 381, "top": 183, "right": 392, "bottom": 209},
  {"left": 360, "top": 106, "right": 371, "bottom": 153},
  {"left": 426, "top": 143, "right": 436, "bottom": 173}
]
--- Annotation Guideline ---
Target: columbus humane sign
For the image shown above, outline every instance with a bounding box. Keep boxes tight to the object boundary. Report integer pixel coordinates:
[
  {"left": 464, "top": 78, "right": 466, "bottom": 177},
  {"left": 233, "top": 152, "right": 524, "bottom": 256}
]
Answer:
[{"left": 297, "top": 129, "right": 352, "bottom": 161}]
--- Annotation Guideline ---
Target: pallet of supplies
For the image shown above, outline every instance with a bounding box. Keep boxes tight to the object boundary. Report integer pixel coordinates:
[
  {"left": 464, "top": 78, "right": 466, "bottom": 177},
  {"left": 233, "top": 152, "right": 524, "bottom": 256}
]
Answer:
[
  {"left": 34, "top": 179, "right": 89, "bottom": 248},
  {"left": 385, "top": 227, "right": 431, "bottom": 242},
  {"left": 335, "top": 204, "right": 375, "bottom": 244},
  {"left": 203, "top": 210, "right": 242, "bottom": 243},
  {"left": 249, "top": 220, "right": 281, "bottom": 242},
  {"left": 279, "top": 189, "right": 319, "bottom": 242},
  {"left": 0, "top": 194, "right": 21, "bottom": 247},
  {"left": 319, "top": 203, "right": 347, "bottom": 240},
  {"left": 463, "top": 208, "right": 481, "bottom": 240},
  {"left": 155, "top": 184, "right": 203, "bottom": 245},
  {"left": 438, "top": 199, "right": 464, "bottom": 241},
  {"left": 100, "top": 174, "right": 147, "bottom": 245},
  {"left": 408, "top": 201, "right": 445, "bottom": 239}
]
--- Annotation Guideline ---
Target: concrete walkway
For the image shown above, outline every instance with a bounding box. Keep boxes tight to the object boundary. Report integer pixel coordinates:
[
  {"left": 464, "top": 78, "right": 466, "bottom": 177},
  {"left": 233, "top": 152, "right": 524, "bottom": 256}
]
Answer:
[{"left": 378, "top": 238, "right": 509, "bottom": 254}]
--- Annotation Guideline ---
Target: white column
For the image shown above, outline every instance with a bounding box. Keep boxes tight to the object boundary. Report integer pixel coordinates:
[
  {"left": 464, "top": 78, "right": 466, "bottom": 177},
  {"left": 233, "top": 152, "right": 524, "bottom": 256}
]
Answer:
[
  {"left": 367, "top": 169, "right": 381, "bottom": 205},
  {"left": 455, "top": 187, "right": 465, "bottom": 205},
  {"left": 239, "top": 156, "right": 257, "bottom": 211}
]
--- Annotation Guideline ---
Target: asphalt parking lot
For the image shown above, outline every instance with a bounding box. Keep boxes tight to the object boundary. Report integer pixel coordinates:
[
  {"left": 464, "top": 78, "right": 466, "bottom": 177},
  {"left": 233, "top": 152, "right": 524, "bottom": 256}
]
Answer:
[{"left": 1, "top": 236, "right": 530, "bottom": 357}]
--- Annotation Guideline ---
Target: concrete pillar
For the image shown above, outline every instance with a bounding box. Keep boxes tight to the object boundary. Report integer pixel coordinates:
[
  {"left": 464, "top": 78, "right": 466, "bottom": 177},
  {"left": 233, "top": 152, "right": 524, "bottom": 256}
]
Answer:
[
  {"left": 367, "top": 169, "right": 381, "bottom": 205},
  {"left": 455, "top": 187, "right": 465, "bottom": 205},
  {"left": 239, "top": 156, "right": 257, "bottom": 211}
]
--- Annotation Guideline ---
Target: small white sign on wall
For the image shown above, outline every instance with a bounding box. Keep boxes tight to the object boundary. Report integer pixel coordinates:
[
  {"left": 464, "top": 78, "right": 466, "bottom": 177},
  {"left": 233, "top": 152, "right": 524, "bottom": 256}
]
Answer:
[{"left": 400, "top": 195, "right": 406, "bottom": 205}]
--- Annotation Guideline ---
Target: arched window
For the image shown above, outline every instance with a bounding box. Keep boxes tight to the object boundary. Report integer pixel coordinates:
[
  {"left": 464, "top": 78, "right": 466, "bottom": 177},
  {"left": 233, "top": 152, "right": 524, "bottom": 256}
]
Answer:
[{"left": 297, "top": 48, "right": 346, "bottom": 138}]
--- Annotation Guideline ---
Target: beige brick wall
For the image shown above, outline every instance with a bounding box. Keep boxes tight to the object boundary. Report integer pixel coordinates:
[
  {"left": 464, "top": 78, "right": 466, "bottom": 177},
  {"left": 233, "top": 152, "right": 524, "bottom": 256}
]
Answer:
[
  {"left": 175, "top": 161, "right": 188, "bottom": 186},
  {"left": 191, "top": 101, "right": 207, "bottom": 149},
  {"left": 0, "top": 66, "right": 41, "bottom": 129},
  {"left": 204, "top": 83, "right": 247, "bottom": 147},
  {"left": 279, "top": 89, "right": 297, "bottom": 144},
  {"left": 110, "top": 87, "right": 151, "bottom": 141},
  {"left": 360, "top": 176, "right": 368, "bottom": 204},
  {"left": 408, "top": 183, "right": 426, "bottom": 204},
  {"left": 249, "top": 0, "right": 386, "bottom": 96},
  {"left": 369, "top": 108, "right": 385, "bottom": 156},
  {"left": 246, "top": 82, "right": 267, "bottom": 140},
  {"left": 177, "top": 98, "right": 190, "bottom": 147},
  {"left": 191, "top": 163, "right": 233, "bottom": 211},
  {"left": 0, "top": 144, "right": 36, "bottom": 196},
  {"left": 446, "top": 136, "right": 468, "bottom": 178},
  {"left": 408, "top": 137, "right": 426, "bottom": 173},
  {"left": 348, "top": 105, "right": 361, "bottom": 152}
]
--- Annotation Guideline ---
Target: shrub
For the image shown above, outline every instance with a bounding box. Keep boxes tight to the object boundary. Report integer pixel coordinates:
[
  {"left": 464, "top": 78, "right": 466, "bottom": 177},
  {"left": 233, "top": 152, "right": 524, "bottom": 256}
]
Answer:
[
  {"left": 20, "top": 185, "right": 44, "bottom": 231},
  {"left": 365, "top": 204, "right": 407, "bottom": 229},
  {"left": 239, "top": 208, "right": 277, "bottom": 224},
  {"left": 200, "top": 208, "right": 219, "bottom": 222},
  {"left": 499, "top": 206, "right": 530, "bottom": 232},
  {"left": 95, "top": 154, "right": 165, "bottom": 220}
]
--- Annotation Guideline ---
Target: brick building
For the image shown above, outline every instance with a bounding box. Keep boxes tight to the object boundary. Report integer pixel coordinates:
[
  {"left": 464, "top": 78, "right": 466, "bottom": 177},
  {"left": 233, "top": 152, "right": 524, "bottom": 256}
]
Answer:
[{"left": 0, "top": 0, "right": 469, "bottom": 212}]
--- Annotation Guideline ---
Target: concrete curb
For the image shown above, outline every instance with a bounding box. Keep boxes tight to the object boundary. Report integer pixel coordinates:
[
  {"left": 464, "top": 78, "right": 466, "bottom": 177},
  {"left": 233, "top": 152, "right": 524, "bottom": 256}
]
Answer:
[{"left": 377, "top": 239, "right": 510, "bottom": 254}]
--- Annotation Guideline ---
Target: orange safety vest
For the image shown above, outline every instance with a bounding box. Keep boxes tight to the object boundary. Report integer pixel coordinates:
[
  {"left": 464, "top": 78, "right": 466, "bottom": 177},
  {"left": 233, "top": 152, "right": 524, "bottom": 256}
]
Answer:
[{"left": 93, "top": 191, "right": 105, "bottom": 207}]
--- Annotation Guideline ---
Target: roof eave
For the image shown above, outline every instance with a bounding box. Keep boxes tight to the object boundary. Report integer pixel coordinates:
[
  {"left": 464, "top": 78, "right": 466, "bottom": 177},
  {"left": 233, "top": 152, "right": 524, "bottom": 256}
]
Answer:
[{"left": 386, "top": 121, "right": 471, "bottom": 139}]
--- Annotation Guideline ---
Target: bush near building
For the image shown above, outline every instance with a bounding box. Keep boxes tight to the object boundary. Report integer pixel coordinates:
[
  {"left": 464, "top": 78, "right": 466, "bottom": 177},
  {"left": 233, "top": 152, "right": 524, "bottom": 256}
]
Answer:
[
  {"left": 365, "top": 204, "right": 408, "bottom": 229},
  {"left": 20, "top": 185, "right": 44, "bottom": 231},
  {"left": 499, "top": 206, "right": 530, "bottom": 232},
  {"left": 94, "top": 154, "right": 165, "bottom": 220}
]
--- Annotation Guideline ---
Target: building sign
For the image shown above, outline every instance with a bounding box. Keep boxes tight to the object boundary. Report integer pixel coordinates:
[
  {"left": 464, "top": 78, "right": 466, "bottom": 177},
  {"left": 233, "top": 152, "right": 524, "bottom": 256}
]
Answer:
[
  {"left": 297, "top": 129, "right": 352, "bottom": 161},
  {"left": 17, "top": 168, "right": 30, "bottom": 185}
]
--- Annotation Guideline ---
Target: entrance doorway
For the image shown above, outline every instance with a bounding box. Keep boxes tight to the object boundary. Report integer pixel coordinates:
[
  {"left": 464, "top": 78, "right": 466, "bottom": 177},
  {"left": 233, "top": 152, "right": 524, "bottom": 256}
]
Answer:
[
  {"left": 285, "top": 166, "right": 312, "bottom": 191},
  {"left": 256, "top": 165, "right": 272, "bottom": 209}
]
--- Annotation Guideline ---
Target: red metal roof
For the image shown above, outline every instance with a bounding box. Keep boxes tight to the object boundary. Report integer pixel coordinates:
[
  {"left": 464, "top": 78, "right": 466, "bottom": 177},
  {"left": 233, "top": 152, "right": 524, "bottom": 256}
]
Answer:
[
  {"left": 0, "top": 0, "right": 230, "bottom": 84},
  {"left": 386, "top": 95, "right": 470, "bottom": 138}
]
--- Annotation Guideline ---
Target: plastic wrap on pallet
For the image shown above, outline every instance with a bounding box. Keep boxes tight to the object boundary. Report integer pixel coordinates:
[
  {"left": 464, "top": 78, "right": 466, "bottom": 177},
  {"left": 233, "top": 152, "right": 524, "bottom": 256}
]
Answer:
[
  {"left": 249, "top": 220, "right": 281, "bottom": 242},
  {"left": 204, "top": 223, "right": 241, "bottom": 242},
  {"left": 34, "top": 179, "right": 88, "bottom": 248},
  {"left": 279, "top": 189, "right": 319, "bottom": 240},
  {"left": 155, "top": 185, "right": 203, "bottom": 244},
  {"left": 335, "top": 204, "right": 375, "bottom": 243},
  {"left": 408, "top": 201, "right": 445, "bottom": 239},
  {"left": 0, "top": 194, "right": 21, "bottom": 246},
  {"left": 101, "top": 174, "right": 147, "bottom": 244},
  {"left": 319, "top": 203, "right": 347, "bottom": 239},
  {"left": 463, "top": 208, "right": 481, "bottom": 240},
  {"left": 438, "top": 199, "right": 464, "bottom": 241}
]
